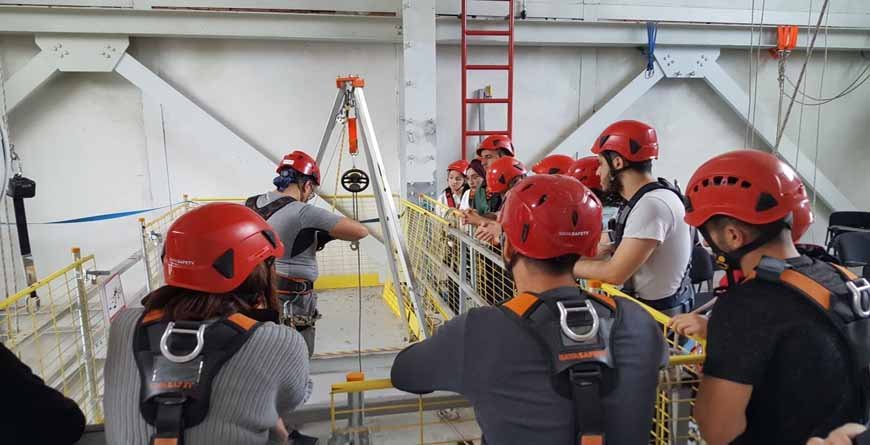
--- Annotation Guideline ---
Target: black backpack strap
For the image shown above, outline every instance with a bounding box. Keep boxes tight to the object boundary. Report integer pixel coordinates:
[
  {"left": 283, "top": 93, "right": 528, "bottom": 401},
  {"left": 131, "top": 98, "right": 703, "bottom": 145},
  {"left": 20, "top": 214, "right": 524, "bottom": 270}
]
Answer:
[
  {"left": 245, "top": 195, "right": 296, "bottom": 221},
  {"left": 499, "top": 291, "right": 616, "bottom": 445},
  {"left": 134, "top": 312, "right": 262, "bottom": 445}
]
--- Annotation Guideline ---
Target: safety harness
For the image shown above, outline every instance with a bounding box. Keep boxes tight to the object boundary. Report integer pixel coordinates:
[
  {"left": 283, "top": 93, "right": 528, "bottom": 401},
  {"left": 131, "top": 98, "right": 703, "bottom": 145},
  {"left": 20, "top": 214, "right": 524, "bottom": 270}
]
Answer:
[
  {"left": 245, "top": 195, "right": 334, "bottom": 328},
  {"left": 607, "top": 179, "right": 694, "bottom": 312},
  {"left": 608, "top": 178, "right": 684, "bottom": 246},
  {"left": 753, "top": 256, "right": 870, "bottom": 419},
  {"left": 500, "top": 290, "right": 618, "bottom": 445},
  {"left": 133, "top": 310, "right": 263, "bottom": 445}
]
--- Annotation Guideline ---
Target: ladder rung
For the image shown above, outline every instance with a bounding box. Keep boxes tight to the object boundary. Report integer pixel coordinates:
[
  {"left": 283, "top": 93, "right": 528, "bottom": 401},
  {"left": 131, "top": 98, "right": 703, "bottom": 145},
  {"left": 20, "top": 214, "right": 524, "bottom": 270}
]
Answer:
[
  {"left": 466, "top": 64, "right": 510, "bottom": 70},
  {"left": 465, "top": 130, "right": 508, "bottom": 136},
  {"left": 465, "top": 98, "right": 509, "bottom": 104},
  {"left": 465, "top": 29, "right": 511, "bottom": 36}
]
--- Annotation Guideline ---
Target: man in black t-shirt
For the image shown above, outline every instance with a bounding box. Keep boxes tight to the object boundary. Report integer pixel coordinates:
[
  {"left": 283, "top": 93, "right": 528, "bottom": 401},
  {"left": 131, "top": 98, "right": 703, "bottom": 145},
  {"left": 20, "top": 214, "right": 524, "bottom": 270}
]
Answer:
[{"left": 682, "top": 150, "right": 865, "bottom": 445}]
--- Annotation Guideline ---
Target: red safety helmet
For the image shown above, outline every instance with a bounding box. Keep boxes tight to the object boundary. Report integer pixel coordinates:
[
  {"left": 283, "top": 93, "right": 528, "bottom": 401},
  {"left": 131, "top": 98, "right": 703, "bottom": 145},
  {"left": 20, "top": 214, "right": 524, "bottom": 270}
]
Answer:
[
  {"left": 790, "top": 192, "right": 814, "bottom": 242},
  {"left": 487, "top": 157, "right": 528, "bottom": 194},
  {"left": 499, "top": 175, "right": 602, "bottom": 260},
  {"left": 567, "top": 156, "right": 603, "bottom": 191},
  {"left": 532, "top": 154, "right": 575, "bottom": 175},
  {"left": 591, "top": 120, "right": 659, "bottom": 163},
  {"left": 684, "top": 150, "right": 811, "bottom": 235},
  {"left": 448, "top": 160, "right": 470, "bottom": 175},
  {"left": 277, "top": 150, "right": 321, "bottom": 185},
  {"left": 163, "top": 203, "right": 285, "bottom": 294},
  {"left": 476, "top": 135, "right": 515, "bottom": 157}
]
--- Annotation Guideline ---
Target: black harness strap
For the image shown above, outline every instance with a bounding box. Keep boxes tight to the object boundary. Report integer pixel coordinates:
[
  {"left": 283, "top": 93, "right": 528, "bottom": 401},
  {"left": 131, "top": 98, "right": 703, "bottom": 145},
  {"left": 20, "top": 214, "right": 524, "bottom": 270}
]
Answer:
[
  {"left": 608, "top": 178, "right": 684, "bottom": 247},
  {"left": 754, "top": 257, "right": 870, "bottom": 423},
  {"left": 245, "top": 195, "right": 296, "bottom": 221},
  {"left": 134, "top": 312, "right": 262, "bottom": 445},
  {"left": 610, "top": 179, "right": 694, "bottom": 310},
  {"left": 246, "top": 195, "right": 335, "bottom": 257},
  {"left": 499, "top": 291, "right": 616, "bottom": 445}
]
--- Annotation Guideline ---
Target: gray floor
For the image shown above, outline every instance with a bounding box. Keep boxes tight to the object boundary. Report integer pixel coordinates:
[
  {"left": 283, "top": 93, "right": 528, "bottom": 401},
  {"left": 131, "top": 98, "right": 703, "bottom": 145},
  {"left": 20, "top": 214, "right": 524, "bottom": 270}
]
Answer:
[
  {"left": 313, "top": 286, "right": 410, "bottom": 355},
  {"left": 296, "top": 287, "right": 483, "bottom": 444}
]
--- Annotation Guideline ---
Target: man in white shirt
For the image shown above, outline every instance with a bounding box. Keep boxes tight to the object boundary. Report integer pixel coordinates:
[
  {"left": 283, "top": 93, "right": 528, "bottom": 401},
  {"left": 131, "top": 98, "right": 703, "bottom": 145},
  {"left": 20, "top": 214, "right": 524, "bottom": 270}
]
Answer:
[{"left": 572, "top": 120, "right": 694, "bottom": 315}]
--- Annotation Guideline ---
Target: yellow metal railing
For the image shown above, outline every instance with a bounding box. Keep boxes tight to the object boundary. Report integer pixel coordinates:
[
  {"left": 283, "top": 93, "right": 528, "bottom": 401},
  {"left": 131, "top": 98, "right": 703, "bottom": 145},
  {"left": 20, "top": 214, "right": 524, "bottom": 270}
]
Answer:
[
  {"left": 0, "top": 248, "right": 106, "bottom": 424},
  {"left": 330, "top": 378, "right": 479, "bottom": 444}
]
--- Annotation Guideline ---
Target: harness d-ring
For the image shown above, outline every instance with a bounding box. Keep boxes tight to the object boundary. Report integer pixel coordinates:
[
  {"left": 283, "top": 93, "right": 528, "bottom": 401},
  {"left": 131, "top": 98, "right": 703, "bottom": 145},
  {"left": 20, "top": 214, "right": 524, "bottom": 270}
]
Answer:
[
  {"left": 557, "top": 300, "right": 600, "bottom": 342},
  {"left": 846, "top": 278, "right": 870, "bottom": 317},
  {"left": 160, "top": 322, "right": 207, "bottom": 363}
]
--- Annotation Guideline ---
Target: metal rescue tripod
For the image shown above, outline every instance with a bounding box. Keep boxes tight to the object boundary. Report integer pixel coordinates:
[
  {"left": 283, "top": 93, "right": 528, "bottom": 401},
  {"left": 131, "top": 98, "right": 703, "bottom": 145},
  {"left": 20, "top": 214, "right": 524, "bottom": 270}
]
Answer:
[{"left": 315, "top": 76, "right": 427, "bottom": 341}]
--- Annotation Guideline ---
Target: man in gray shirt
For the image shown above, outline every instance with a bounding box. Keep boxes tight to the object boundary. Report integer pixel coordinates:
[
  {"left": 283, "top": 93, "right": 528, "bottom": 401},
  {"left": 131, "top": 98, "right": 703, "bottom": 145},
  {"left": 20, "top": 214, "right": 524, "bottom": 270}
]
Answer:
[
  {"left": 392, "top": 175, "right": 666, "bottom": 445},
  {"left": 246, "top": 150, "right": 369, "bottom": 356}
]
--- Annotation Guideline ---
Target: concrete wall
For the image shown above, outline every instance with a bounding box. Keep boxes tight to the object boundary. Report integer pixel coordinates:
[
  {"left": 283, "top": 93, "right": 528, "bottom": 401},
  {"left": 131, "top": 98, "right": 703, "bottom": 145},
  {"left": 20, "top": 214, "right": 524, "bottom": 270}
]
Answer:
[{"left": 1, "top": 30, "right": 869, "bottom": 295}]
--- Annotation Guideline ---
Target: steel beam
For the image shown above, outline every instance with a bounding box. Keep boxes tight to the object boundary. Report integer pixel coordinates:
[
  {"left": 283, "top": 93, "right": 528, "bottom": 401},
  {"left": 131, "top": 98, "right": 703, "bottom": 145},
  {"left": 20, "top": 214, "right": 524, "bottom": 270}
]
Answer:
[
  {"left": 437, "top": 20, "right": 870, "bottom": 51},
  {"left": 537, "top": 67, "right": 663, "bottom": 164},
  {"left": 115, "top": 52, "right": 276, "bottom": 165},
  {"left": 134, "top": 0, "right": 400, "bottom": 13},
  {"left": 0, "top": 6, "right": 402, "bottom": 42},
  {"left": 1, "top": 6, "right": 868, "bottom": 50},
  {"left": 702, "top": 61, "right": 856, "bottom": 211},
  {"left": 2, "top": 51, "right": 58, "bottom": 113},
  {"left": 400, "top": 0, "right": 438, "bottom": 199},
  {"left": 539, "top": 44, "right": 856, "bottom": 212}
]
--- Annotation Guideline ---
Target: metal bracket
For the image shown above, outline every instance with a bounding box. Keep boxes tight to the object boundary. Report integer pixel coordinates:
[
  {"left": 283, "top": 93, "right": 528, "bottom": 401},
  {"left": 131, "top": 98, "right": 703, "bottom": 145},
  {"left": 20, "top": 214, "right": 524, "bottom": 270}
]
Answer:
[
  {"left": 655, "top": 46, "right": 720, "bottom": 79},
  {"left": 35, "top": 35, "right": 129, "bottom": 72},
  {"left": 85, "top": 269, "right": 111, "bottom": 284}
]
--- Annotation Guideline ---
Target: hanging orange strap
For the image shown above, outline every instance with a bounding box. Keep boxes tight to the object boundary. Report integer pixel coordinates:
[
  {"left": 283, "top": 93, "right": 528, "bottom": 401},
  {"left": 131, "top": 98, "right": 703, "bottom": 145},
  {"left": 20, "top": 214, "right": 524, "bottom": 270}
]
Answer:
[
  {"left": 347, "top": 117, "right": 359, "bottom": 155},
  {"left": 771, "top": 25, "right": 799, "bottom": 58}
]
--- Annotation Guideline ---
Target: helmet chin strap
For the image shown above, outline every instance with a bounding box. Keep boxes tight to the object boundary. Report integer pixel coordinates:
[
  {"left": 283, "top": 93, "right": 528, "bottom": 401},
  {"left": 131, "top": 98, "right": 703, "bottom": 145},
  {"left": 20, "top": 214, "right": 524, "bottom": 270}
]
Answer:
[{"left": 700, "top": 221, "right": 789, "bottom": 286}]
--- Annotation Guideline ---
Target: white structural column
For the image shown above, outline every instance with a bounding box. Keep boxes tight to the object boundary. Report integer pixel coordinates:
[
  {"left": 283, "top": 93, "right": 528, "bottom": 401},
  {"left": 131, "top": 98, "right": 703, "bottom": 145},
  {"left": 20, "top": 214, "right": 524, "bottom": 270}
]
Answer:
[
  {"left": 3, "top": 51, "right": 58, "bottom": 113},
  {"left": 538, "top": 67, "right": 664, "bottom": 163},
  {"left": 702, "top": 62, "right": 856, "bottom": 211},
  {"left": 400, "top": 0, "right": 438, "bottom": 199}
]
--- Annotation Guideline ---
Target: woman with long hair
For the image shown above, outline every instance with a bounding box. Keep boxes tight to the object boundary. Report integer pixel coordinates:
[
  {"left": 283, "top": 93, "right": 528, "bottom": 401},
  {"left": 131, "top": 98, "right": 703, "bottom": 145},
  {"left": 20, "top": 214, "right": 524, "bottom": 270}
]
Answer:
[{"left": 104, "top": 203, "right": 309, "bottom": 445}]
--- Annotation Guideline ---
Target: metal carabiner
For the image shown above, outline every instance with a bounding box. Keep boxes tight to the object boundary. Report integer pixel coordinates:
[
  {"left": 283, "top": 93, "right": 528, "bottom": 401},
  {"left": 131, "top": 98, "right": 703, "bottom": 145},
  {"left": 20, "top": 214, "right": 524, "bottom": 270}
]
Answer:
[
  {"left": 846, "top": 278, "right": 870, "bottom": 318},
  {"left": 159, "top": 322, "right": 207, "bottom": 364},
  {"left": 557, "top": 300, "right": 600, "bottom": 342}
]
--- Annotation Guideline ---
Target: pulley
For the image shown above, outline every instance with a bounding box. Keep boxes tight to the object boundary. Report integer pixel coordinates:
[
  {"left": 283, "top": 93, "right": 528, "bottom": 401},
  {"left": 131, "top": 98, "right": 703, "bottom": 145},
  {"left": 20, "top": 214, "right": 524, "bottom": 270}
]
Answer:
[{"left": 341, "top": 169, "right": 370, "bottom": 194}]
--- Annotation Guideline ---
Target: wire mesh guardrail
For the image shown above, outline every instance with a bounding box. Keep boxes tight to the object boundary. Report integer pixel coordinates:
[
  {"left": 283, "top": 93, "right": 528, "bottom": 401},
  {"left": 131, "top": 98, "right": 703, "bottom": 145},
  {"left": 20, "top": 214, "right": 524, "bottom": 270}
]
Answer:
[{"left": 0, "top": 248, "right": 106, "bottom": 424}]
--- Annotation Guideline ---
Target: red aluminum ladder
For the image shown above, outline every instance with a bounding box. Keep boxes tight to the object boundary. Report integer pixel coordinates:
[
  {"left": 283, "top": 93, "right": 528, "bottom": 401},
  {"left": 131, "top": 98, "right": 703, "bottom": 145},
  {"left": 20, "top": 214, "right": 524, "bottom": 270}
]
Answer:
[{"left": 461, "top": 0, "right": 515, "bottom": 160}]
